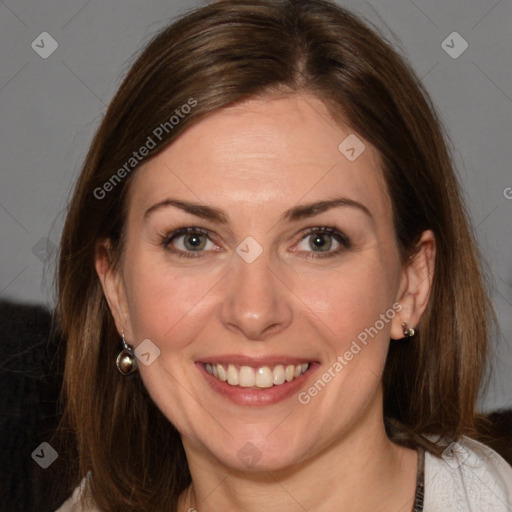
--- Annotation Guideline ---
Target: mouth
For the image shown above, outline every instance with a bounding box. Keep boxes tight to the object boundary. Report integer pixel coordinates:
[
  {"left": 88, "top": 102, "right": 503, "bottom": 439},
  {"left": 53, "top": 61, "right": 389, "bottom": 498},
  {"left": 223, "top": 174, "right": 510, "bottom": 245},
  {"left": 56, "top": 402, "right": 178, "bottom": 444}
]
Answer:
[
  {"left": 197, "top": 357, "right": 319, "bottom": 406},
  {"left": 205, "top": 362, "right": 310, "bottom": 388}
]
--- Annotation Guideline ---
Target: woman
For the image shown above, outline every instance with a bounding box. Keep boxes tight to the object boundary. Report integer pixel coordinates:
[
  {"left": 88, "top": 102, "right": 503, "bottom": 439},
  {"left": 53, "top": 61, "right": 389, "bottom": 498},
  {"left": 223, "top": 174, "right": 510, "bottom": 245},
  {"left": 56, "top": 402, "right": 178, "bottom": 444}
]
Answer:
[{"left": 54, "top": 0, "right": 512, "bottom": 510}]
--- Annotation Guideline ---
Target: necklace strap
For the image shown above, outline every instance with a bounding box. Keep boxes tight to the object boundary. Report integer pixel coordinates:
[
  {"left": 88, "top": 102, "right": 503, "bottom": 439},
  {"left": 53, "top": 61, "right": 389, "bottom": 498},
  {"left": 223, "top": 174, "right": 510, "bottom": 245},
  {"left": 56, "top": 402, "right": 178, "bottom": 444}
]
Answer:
[{"left": 412, "top": 447, "right": 425, "bottom": 512}]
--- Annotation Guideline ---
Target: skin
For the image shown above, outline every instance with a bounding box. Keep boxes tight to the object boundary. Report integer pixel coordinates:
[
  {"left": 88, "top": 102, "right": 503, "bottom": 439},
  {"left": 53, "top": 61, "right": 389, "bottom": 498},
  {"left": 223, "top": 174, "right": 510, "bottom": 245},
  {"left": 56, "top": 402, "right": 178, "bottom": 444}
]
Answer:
[{"left": 96, "top": 93, "right": 435, "bottom": 512}]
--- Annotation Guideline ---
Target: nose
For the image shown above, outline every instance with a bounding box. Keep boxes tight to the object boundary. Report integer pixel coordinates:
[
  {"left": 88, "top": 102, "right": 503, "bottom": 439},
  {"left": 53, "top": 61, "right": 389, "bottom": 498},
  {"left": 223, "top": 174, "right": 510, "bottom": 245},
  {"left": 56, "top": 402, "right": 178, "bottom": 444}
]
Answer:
[{"left": 220, "top": 249, "right": 293, "bottom": 341}]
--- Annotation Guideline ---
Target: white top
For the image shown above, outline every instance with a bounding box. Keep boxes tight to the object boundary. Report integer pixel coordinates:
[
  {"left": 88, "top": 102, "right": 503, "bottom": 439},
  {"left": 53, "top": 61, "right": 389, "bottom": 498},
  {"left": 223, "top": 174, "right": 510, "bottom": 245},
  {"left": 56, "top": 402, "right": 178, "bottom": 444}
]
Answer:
[
  {"left": 56, "top": 436, "right": 512, "bottom": 511},
  {"left": 423, "top": 436, "right": 512, "bottom": 510}
]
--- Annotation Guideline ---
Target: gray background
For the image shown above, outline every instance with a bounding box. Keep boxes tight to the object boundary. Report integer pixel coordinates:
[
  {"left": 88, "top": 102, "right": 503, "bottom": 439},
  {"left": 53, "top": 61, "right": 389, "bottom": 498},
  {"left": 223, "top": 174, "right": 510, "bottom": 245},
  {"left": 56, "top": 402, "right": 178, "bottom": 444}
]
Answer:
[{"left": 0, "top": 0, "right": 510, "bottom": 412}]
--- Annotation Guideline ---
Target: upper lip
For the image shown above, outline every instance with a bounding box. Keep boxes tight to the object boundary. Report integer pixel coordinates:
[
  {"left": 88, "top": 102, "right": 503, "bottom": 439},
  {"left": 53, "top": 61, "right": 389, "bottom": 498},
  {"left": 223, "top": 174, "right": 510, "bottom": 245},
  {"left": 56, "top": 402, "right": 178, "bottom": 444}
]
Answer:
[{"left": 197, "top": 355, "right": 317, "bottom": 367}]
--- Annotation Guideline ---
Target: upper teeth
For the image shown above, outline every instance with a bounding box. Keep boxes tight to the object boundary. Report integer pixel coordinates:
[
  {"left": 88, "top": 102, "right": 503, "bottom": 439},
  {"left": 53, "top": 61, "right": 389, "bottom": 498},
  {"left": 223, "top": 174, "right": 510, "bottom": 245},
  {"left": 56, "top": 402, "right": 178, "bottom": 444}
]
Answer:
[{"left": 205, "top": 363, "right": 309, "bottom": 388}]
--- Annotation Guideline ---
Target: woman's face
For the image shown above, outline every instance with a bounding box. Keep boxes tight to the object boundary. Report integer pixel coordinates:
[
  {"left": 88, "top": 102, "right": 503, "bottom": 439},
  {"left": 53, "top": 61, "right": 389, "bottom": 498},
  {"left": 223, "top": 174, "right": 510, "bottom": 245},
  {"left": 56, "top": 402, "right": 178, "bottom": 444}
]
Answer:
[{"left": 99, "top": 93, "right": 433, "bottom": 471}]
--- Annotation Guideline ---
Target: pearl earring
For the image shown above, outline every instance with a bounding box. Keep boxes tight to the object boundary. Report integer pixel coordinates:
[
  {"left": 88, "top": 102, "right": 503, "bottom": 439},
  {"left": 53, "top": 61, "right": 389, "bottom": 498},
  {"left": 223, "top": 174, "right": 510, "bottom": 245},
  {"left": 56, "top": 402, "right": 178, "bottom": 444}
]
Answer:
[
  {"left": 402, "top": 322, "right": 416, "bottom": 338},
  {"left": 116, "top": 330, "right": 138, "bottom": 375}
]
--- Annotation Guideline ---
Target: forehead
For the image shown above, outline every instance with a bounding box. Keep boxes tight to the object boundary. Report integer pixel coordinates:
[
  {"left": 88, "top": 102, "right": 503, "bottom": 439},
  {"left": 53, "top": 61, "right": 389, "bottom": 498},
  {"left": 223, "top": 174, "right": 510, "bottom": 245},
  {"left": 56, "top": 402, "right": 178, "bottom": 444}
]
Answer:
[{"left": 126, "top": 94, "right": 390, "bottom": 224}]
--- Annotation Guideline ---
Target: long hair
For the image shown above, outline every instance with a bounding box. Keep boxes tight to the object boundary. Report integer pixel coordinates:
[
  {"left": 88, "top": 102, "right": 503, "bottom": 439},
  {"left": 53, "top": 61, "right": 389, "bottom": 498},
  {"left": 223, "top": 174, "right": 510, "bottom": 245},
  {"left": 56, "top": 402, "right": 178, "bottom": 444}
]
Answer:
[{"left": 56, "top": 1, "right": 492, "bottom": 510}]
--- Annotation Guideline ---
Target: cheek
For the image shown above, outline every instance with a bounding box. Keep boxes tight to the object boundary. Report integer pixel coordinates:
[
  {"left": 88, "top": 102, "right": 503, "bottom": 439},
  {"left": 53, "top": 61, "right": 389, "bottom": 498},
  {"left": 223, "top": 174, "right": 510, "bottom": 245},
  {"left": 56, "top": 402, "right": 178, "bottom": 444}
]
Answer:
[
  {"left": 123, "top": 251, "right": 221, "bottom": 349},
  {"left": 296, "top": 254, "right": 397, "bottom": 344},
  {"left": 294, "top": 259, "right": 397, "bottom": 418}
]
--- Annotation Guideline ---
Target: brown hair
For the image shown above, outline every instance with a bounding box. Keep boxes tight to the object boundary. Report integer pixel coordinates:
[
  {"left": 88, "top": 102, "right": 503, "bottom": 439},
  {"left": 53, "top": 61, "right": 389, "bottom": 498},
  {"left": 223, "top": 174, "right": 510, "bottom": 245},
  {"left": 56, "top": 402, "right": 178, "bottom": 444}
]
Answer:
[{"left": 56, "top": 0, "right": 493, "bottom": 510}]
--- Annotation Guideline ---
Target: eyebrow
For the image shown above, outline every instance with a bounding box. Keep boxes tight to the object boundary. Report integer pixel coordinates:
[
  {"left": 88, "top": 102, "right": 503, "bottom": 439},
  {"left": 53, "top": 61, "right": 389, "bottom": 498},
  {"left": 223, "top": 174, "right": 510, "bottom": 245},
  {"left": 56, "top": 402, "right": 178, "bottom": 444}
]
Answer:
[{"left": 143, "top": 197, "right": 373, "bottom": 224}]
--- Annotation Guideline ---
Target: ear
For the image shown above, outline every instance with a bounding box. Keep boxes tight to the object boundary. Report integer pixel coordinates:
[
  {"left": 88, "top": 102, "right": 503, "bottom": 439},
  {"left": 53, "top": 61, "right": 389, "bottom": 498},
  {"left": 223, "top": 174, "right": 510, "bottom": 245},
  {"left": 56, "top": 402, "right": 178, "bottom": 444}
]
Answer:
[
  {"left": 391, "top": 230, "right": 436, "bottom": 340},
  {"left": 95, "top": 238, "right": 133, "bottom": 341}
]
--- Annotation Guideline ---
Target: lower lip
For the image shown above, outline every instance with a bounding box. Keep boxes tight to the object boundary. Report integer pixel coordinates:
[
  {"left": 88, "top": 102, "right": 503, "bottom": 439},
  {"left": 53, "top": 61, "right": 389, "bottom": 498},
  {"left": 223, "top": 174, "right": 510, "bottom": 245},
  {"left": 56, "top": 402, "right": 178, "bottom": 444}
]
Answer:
[{"left": 197, "top": 363, "right": 320, "bottom": 406}]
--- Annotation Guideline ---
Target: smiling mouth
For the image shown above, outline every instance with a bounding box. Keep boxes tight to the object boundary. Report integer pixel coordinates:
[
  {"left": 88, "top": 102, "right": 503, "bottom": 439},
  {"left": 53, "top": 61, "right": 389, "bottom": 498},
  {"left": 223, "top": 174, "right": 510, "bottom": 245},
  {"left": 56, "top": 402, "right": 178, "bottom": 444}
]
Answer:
[{"left": 204, "top": 362, "right": 310, "bottom": 388}]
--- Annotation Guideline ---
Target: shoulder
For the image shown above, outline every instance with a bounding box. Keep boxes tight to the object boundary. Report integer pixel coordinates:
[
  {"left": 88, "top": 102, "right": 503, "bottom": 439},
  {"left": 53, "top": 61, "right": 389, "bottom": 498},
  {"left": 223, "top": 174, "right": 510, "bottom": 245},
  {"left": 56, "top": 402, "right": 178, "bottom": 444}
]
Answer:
[
  {"left": 54, "top": 475, "right": 101, "bottom": 512},
  {"left": 424, "top": 435, "right": 512, "bottom": 511}
]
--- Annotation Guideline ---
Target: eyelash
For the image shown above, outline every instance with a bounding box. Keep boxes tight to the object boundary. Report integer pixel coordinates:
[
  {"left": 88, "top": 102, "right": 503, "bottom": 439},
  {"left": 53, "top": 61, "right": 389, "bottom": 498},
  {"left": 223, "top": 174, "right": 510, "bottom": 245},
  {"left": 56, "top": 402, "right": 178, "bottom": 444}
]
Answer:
[{"left": 160, "top": 225, "right": 351, "bottom": 260}]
